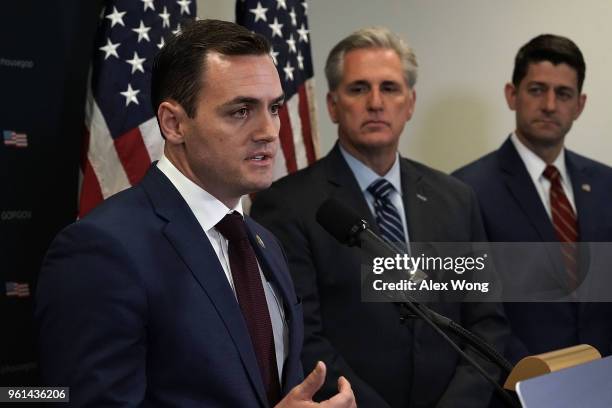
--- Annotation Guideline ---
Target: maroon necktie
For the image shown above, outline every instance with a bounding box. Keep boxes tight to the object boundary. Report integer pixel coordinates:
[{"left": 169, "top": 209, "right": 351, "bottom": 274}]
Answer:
[
  {"left": 543, "top": 165, "right": 579, "bottom": 289},
  {"left": 216, "top": 212, "right": 281, "bottom": 405}
]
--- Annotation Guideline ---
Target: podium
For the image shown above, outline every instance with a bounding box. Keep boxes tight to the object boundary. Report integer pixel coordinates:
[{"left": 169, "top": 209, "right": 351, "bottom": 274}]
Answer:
[{"left": 513, "top": 352, "right": 612, "bottom": 407}]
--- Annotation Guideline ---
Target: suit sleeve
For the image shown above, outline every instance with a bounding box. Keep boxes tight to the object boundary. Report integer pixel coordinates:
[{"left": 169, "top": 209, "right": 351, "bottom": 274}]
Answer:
[
  {"left": 251, "top": 186, "right": 392, "bottom": 407},
  {"left": 435, "top": 189, "right": 510, "bottom": 408},
  {"left": 36, "top": 222, "right": 148, "bottom": 407}
]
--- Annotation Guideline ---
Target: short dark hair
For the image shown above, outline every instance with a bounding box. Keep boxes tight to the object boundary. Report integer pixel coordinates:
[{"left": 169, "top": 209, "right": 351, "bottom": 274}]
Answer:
[
  {"left": 151, "top": 19, "right": 271, "bottom": 119},
  {"left": 512, "top": 34, "right": 586, "bottom": 92}
]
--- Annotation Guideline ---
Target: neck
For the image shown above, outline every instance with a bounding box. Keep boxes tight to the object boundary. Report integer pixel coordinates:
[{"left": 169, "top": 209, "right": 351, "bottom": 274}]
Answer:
[
  {"left": 164, "top": 146, "right": 241, "bottom": 209},
  {"left": 515, "top": 131, "right": 563, "bottom": 165},
  {"left": 339, "top": 140, "right": 397, "bottom": 176}
]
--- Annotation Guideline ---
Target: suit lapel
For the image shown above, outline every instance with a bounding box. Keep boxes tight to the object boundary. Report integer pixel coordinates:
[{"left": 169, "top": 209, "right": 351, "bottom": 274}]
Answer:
[
  {"left": 567, "top": 151, "right": 597, "bottom": 240},
  {"left": 498, "top": 138, "right": 557, "bottom": 241},
  {"left": 399, "top": 159, "right": 440, "bottom": 243},
  {"left": 566, "top": 152, "right": 596, "bottom": 315},
  {"left": 325, "top": 145, "right": 377, "bottom": 228},
  {"left": 141, "top": 167, "right": 268, "bottom": 407}
]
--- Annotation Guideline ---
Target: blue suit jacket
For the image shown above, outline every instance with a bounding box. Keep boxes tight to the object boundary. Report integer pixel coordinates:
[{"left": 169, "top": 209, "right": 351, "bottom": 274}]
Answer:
[
  {"left": 453, "top": 137, "right": 612, "bottom": 362},
  {"left": 36, "top": 166, "right": 304, "bottom": 407}
]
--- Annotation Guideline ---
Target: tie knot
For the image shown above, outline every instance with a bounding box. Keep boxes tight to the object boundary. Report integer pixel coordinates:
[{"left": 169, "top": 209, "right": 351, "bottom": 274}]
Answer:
[
  {"left": 367, "top": 178, "right": 394, "bottom": 199},
  {"left": 216, "top": 212, "right": 248, "bottom": 242},
  {"left": 543, "top": 165, "right": 561, "bottom": 182}
]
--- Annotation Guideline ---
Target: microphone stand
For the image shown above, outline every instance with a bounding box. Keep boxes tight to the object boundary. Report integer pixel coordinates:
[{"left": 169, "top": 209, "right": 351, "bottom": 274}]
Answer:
[{"left": 352, "top": 219, "right": 519, "bottom": 408}]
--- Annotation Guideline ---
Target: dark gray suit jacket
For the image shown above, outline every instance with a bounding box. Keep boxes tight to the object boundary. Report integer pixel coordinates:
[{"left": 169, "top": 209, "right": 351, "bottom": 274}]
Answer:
[{"left": 251, "top": 145, "right": 508, "bottom": 408}]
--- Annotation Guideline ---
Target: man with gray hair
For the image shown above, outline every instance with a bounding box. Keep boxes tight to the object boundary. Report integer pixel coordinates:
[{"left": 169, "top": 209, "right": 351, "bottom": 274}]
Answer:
[{"left": 251, "top": 27, "right": 508, "bottom": 407}]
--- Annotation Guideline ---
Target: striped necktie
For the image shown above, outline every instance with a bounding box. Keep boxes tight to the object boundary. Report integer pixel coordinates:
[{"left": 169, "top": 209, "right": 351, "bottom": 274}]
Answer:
[
  {"left": 542, "top": 165, "right": 579, "bottom": 290},
  {"left": 367, "top": 178, "right": 406, "bottom": 246}
]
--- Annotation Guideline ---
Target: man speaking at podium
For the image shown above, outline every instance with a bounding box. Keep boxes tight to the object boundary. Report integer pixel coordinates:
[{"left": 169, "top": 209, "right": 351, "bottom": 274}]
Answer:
[
  {"left": 36, "top": 20, "right": 355, "bottom": 408},
  {"left": 252, "top": 27, "right": 508, "bottom": 407}
]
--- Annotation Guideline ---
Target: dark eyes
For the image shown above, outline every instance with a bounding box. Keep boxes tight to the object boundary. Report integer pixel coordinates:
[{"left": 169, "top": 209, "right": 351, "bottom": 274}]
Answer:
[
  {"left": 528, "top": 86, "right": 573, "bottom": 100},
  {"left": 233, "top": 107, "right": 249, "bottom": 119},
  {"left": 348, "top": 84, "right": 400, "bottom": 94},
  {"left": 232, "top": 104, "right": 281, "bottom": 119}
]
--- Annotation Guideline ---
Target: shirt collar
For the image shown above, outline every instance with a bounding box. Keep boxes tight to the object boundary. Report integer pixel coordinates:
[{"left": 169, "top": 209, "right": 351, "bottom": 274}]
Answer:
[
  {"left": 510, "top": 132, "right": 570, "bottom": 183},
  {"left": 339, "top": 144, "right": 402, "bottom": 194},
  {"left": 156, "top": 154, "right": 243, "bottom": 232}
]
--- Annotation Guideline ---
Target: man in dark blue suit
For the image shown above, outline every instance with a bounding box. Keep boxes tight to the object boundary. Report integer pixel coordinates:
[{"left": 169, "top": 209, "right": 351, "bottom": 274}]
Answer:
[
  {"left": 36, "top": 20, "right": 355, "bottom": 408},
  {"left": 454, "top": 34, "right": 612, "bottom": 363},
  {"left": 252, "top": 27, "right": 508, "bottom": 407}
]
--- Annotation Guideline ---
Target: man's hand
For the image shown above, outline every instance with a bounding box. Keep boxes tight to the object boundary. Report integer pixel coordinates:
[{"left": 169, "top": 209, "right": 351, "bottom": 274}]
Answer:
[{"left": 276, "top": 361, "right": 356, "bottom": 408}]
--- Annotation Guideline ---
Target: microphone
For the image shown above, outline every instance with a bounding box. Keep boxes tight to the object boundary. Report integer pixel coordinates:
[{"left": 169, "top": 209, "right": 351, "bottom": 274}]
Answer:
[
  {"left": 315, "top": 198, "right": 517, "bottom": 407},
  {"left": 315, "top": 197, "right": 427, "bottom": 283}
]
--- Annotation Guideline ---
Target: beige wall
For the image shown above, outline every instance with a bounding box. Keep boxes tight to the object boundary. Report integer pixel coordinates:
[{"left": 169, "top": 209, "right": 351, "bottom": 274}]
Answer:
[{"left": 198, "top": 0, "right": 611, "bottom": 171}]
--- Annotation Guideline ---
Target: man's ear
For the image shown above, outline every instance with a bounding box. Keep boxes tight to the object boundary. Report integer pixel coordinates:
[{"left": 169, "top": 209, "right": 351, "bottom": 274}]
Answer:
[
  {"left": 158, "top": 101, "right": 189, "bottom": 144},
  {"left": 504, "top": 82, "right": 518, "bottom": 111},
  {"left": 326, "top": 92, "right": 339, "bottom": 124},
  {"left": 574, "top": 93, "right": 587, "bottom": 120},
  {"left": 405, "top": 89, "right": 416, "bottom": 121}
]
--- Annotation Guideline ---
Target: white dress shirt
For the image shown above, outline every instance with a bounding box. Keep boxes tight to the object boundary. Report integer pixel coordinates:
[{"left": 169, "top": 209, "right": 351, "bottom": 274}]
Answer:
[
  {"left": 511, "top": 133, "right": 577, "bottom": 219},
  {"left": 157, "top": 154, "right": 288, "bottom": 379}
]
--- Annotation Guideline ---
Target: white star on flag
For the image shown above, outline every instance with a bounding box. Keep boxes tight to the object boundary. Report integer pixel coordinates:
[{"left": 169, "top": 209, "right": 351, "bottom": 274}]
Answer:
[
  {"left": 120, "top": 84, "right": 140, "bottom": 106},
  {"left": 177, "top": 0, "right": 191, "bottom": 15},
  {"left": 283, "top": 61, "right": 294, "bottom": 81},
  {"left": 270, "top": 47, "right": 279, "bottom": 65},
  {"left": 159, "top": 6, "right": 171, "bottom": 28},
  {"left": 289, "top": 7, "right": 297, "bottom": 26},
  {"left": 297, "top": 51, "right": 304, "bottom": 70},
  {"left": 268, "top": 18, "right": 283, "bottom": 38},
  {"left": 297, "top": 23, "right": 309, "bottom": 42},
  {"left": 105, "top": 6, "right": 126, "bottom": 28},
  {"left": 301, "top": 1, "right": 308, "bottom": 14},
  {"left": 249, "top": 2, "right": 268, "bottom": 23},
  {"left": 132, "top": 21, "right": 151, "bottom": 42},
  {"left": 141, "top": 0, "right": 155, "bottom": 11},
  {"left": 157, "top": 37, "right": 165, "bottom": 49},
  {"left": 276, "top": 0, "right": 287, "bottom": 10},
  {"left": 99, "top": 38, "right": 120, "bottom": 59},
  {"left": 172, "top": 23, "right": 182, "bottom": 35},
  {"left": 126, "top": 52, "right": 146, "bottom": 74},
  {"left": 286, "top": 34, "right": 297, "bottom": 53}
]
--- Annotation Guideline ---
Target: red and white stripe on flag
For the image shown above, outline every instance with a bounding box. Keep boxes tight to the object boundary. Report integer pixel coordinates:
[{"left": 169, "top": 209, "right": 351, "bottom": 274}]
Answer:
[{"left": 78, "top": 0, "right": 196, "bottom": 218}]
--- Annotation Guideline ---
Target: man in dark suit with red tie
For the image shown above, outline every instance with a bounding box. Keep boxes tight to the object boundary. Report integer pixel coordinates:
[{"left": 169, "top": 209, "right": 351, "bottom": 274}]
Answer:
[
  {"left": 36, "top": 19, "right": 355, "bottom": 408},
  {"left": 454, "top": 34, "right": 612, "bottom": 363}
]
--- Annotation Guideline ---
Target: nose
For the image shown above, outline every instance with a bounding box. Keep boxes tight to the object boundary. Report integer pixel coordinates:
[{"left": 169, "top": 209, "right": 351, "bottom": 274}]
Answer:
[
  {"left": 367, "top": 88, "right": 384, "bottom": 111},
  {"left": 253, "top": 110, "right": 280, "bottom": 143},
  {"left": 542, "top": 89, "right": 557, "bottom": 112}
]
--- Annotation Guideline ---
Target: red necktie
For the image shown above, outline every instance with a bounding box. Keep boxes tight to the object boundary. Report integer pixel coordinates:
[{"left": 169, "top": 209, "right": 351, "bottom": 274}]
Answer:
[
  {"left": 543, "top": 165, "right": 579, "bottom": 289},
  {"left": 216, "top": 212, "right": 281, "bottom": 405}
]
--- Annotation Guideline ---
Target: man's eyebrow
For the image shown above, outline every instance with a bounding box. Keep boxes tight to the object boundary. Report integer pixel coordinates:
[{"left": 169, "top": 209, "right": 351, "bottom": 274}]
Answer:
[{"left": 221, "top": 93, "right": 286, "bottom": 108}]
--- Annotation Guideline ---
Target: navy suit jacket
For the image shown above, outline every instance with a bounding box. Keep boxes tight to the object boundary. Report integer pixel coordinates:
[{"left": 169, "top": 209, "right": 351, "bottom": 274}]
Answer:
[
  {"left": 36, "top": 166, "right": 304, "bottom": 407},
  {"left": 251, "top": 145, "right": 508, "bottom": 408},
  {"left": 454, "top": 137, "right": 612, "bottom": 362}
]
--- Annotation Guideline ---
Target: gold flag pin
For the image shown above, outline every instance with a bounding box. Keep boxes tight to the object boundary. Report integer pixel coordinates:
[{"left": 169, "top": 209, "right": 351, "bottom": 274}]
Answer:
[{"left": 256, "top": 234, "right": 266, "bottom": 249}]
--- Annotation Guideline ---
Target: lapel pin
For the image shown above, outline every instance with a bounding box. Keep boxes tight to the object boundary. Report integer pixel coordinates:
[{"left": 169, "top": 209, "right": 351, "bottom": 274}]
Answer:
[
  {"left": 255, "top": 234, "right": 266, "bottom": 249},
  {"left": 416, "top": 193, "right": 428, "bottom": 202},
  {"left": 581, "top": 184, "right": 591, "bottom": 192}
]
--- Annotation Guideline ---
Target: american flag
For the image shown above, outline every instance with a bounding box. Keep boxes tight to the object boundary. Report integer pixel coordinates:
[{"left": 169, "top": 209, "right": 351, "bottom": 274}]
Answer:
[
  {"left": 79, "top": 0, "right": 196, "bottom": 217},
  {"left": 5, "top": 281, "right": 31, "bottom": 298},
  {"left": 3, "top": 130, "right": 28, "bottom": 148},
  {"left": 236, "top": 0, "right": 319, "bottom": 180}
]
